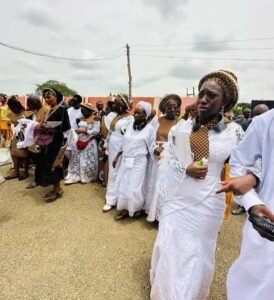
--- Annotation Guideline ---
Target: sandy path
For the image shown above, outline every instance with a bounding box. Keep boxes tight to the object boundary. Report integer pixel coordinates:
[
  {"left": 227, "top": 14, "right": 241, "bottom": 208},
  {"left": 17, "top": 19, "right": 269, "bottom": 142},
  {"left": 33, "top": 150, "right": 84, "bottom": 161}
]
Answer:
[{"left": 0, "top": 165, "right": 245, "bottom": 299}]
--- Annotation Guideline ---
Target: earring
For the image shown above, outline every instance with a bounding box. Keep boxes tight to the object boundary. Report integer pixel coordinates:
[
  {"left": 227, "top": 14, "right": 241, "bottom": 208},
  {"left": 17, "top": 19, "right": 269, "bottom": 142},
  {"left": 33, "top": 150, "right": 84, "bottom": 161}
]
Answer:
[{"left": 220, "top": 105, "right": 224, "bottom": 117}]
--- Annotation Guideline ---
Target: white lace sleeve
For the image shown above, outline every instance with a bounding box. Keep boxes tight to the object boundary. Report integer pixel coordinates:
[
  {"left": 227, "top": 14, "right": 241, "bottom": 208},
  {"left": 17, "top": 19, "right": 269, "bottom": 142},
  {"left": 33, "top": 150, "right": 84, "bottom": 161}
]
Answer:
[
  {"left": 159, "top": 139, "right": 187, "bottom": 179},
  {"left": 87, "top": 121, "right": 100, "bottom": 137},
  {"left": 235, "top": 124, "right": 244, "bottom": 145}
]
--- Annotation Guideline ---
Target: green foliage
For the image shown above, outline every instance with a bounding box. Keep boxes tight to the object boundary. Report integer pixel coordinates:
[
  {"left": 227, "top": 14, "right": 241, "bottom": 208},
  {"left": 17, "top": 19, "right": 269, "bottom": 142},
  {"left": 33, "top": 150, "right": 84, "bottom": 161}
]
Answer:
[
  {"left": 232, "top": 102, "right": 251, "bottom": 116},
  {"left": 35, "top": 80, "right": 77, "bottom": 97}
]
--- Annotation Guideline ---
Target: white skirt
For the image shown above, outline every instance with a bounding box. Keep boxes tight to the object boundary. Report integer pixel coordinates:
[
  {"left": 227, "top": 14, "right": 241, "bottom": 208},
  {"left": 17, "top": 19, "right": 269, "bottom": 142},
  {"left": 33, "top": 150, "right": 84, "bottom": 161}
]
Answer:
[
  {"left": 116, "top": 155, "right": 147, "bottom": 216},
  {"left": 105, "top": 134, "right": 123, "bottom": 206},
  {"left": 150, "top": 193, "right": 225, "bottom": 300}
]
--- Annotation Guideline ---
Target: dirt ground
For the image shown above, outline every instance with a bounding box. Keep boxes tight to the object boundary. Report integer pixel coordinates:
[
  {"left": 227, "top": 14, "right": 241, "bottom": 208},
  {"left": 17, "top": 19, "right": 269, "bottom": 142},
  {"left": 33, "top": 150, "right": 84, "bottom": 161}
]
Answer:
[{"left": 0, "top": 165, "right": 245, "bottom": 300}]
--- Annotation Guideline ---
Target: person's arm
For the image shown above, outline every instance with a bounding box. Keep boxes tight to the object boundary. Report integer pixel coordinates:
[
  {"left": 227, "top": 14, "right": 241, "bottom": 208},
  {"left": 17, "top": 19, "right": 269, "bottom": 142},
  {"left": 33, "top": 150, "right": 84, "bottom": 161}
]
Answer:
[
  {"left": 86, "top": 121, "right": 100, "bottom": 137},
  {"left": 146, "top": 126, "right": 157, "bottom": 157},
  {"left": 218, "top": 119, "right": 264, "bottom": 210},
  {"left": 112, "top": 151, "right": 123, "bottom": 168}
]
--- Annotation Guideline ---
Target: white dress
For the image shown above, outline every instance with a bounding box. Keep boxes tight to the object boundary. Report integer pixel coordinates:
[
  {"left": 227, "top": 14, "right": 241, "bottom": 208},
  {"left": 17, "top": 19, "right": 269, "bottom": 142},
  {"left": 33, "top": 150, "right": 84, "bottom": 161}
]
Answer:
[
  {"left": 66, "top": 119, "right": 100, "bottom": 183},
  {"left": 105, "top": 115, "right": 134, "bottom": 206},
  {"left": 150, "top": 119, "right": 243, "bottom": 300},
  {"left": 227, "top": 109, "right": 274, "bottom": 300},
  {"left": 116, "top": 124, "right": 155, "bottom": 216}
]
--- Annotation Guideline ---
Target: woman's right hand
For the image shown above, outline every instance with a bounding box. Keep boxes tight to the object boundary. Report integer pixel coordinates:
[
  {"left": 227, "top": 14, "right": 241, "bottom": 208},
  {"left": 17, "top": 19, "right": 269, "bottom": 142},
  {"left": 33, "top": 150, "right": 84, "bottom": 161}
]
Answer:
[
  {"left": 186, "top": 162, "right": 208, "bottom": 179},
  {"left": 154, "top": 145, "right": 163, "bottom": 157}
]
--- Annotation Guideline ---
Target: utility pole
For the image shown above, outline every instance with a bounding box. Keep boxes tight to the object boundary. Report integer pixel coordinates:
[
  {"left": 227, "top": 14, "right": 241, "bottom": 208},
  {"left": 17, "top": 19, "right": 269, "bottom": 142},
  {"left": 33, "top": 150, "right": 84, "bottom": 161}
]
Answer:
[{"left": 126, "top": 44, "right": 132, "bottom": 98}]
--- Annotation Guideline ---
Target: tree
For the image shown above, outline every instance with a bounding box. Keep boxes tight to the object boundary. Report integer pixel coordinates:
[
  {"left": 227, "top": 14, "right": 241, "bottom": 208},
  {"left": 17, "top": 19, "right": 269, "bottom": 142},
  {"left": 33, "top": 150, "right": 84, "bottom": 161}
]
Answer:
[
  {"left": 35, "top": 80, "right": 77, "bottom": 96},
  {"left": 232, "top": 102, "right": 251, "bottom": 116}
]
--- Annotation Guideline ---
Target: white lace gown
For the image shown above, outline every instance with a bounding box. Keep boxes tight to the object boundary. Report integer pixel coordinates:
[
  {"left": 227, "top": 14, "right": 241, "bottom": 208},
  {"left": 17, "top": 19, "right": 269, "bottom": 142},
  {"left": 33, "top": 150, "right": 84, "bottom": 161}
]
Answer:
[
  {"left": 66, "top": 120, "right": 100, "bottom": 183},
  {"left": 105, "top": 115, "right": 134, "bottom": 206},
  {"left": 150, "top": 119, "right": 243, "bottom": 300},
  {"left": 227, "top": 109, "right": 274, "bottom": 300},
  {"left": 115, "top": 123, "right": 155, "bottom": 216}
]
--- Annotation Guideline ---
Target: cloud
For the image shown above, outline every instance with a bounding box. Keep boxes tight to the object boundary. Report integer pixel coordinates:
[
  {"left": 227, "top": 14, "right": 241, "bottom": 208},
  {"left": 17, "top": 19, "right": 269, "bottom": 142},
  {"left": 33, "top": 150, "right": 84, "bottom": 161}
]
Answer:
[
  {"left": 144, "top": 0, "right": 189, "bottom": 19},
  {"left": 15, "top": 57, "right": 41, "bottom": 72},
  {"left": 71, "top": 70, "right": 100, "bottom": 81},
  {"left": 168, "top": 61, "right": 211, "bottom": 80},
  {"left": 19, "top": 1, "right": 62, "bottom": 29},
  {"left": 67, "top": 49, "right": 105, "bottom": 70},
  {"left": 134, "top": 73, "right": 162, "bottom": 88},
  {"left": 191, "top": 32, "right": 233, "bottom": 52}
]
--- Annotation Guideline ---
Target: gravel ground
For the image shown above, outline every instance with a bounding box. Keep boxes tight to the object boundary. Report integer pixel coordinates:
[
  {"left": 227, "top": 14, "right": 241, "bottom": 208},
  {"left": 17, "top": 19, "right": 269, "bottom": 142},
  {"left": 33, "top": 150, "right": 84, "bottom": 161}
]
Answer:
[{"left": 0, "top": 165, "right": 245, "bottom": 300}]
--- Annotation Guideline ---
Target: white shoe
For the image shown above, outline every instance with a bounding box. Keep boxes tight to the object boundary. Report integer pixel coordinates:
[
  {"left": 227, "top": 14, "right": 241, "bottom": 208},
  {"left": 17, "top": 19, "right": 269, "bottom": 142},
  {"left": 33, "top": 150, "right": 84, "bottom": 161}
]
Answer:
[
  {"left": 146, "top": 216, "right": 155, "bottom": 223},
  {"left": 65, "top": 175, "right": 71, "bottom": 181},
  {"left": 64, "top": 179, "right": 79, "bottom": 185},
  {"left": 102, "top": 204, "right": 113, "bottom": 212}
]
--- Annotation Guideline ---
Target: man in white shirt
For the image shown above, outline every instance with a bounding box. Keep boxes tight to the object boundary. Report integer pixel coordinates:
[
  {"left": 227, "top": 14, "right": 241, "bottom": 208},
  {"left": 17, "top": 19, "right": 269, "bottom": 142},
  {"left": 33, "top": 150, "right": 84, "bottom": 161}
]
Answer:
[
  {"left": 67, "top": 95, "right": 83, "bottom": 129},
  {"left": 218, "top": 109, "right": 274, "bottom": 300}
]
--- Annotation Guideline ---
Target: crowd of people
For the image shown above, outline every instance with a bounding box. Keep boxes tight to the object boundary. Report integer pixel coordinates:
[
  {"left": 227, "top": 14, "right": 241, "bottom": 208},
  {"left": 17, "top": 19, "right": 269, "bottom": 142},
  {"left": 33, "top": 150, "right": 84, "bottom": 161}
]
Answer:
[{"left": 0, "top": 69, "right": 273, "bottom": 300}]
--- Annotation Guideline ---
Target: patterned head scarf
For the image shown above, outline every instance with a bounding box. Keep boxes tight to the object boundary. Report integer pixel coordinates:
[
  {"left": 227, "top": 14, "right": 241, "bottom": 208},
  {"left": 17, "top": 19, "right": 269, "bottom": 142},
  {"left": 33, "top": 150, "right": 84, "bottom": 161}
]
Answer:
[
  {"left": 198, "top": 70, "right": 238, "bottom": 112},
  {"left": 42, "top": 88, "right": 63, "bottom": 104},
  {"left": 116, "top": 93, "right": 133, "bottom": 111},
  {"left": 80, "top": 103, "right": 96, "bottom": 112},
  {"left": 159, "top": 94, "right": 182, "bottom": 114}
]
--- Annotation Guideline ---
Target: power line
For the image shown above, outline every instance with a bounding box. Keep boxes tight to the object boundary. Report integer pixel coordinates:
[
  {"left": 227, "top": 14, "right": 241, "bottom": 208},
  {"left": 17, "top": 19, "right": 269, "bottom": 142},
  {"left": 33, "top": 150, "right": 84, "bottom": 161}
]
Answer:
[
  {"left": 132, "top": 36, "right": 274, "bottom": 48},
  {"left": 132, "top": 47, "right": 274, "bottom": 53},
  {"left": 132, "top": 53, "right": 274, "bottom": 62},
  {"left": 0, "top": 41, "right": 125, "bottom": 61}
]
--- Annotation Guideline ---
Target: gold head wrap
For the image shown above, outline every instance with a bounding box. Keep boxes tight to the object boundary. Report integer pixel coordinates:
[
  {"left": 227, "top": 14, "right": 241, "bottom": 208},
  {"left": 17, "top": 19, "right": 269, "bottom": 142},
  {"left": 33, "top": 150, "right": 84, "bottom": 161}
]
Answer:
[
  {"left": 198, "top": 70, "right": 238, "bottom": 112},
  {"left": 159, "top": 94, "right": 182, "bottom": 114}
]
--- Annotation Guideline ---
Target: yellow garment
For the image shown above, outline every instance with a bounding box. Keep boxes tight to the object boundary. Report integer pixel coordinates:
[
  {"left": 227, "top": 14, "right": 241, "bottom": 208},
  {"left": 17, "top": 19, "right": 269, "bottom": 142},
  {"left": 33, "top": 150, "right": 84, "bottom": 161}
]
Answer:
[
  {"left": 0, "top": 104, "right": 10, "bottom": 120},
  {"left": 224, "top": 163, "right": 233, "bottom": 220},
  {"left": 0, "top": 105, "right": 10, "bottom": 130},
  {"left": 34, "top": 106, "right": 49, "bottom": 122}
]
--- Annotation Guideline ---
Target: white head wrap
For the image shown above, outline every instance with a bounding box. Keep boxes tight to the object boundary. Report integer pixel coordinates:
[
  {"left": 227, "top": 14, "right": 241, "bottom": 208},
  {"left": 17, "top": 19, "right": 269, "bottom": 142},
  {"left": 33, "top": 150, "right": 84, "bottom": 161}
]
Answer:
[{"left": 136, "top": 101, "right": 152, "bottom": 119}]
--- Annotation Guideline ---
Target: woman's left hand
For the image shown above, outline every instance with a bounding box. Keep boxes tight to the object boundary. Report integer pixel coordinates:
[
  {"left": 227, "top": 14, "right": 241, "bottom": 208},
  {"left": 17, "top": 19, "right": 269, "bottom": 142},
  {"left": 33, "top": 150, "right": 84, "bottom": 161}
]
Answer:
[{"left": 186, "top": 162, "right": 208, "bottom": 179}]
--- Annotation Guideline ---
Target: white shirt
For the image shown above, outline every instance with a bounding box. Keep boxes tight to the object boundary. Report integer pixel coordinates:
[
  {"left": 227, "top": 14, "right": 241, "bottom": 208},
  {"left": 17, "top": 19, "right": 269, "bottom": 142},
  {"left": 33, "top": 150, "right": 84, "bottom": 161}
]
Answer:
[
  {"left": 67, "top": 107, "right": 83, "bottom": 129},
  {"left": 230, "top": 109, "right": 274, "bottom": 211}
]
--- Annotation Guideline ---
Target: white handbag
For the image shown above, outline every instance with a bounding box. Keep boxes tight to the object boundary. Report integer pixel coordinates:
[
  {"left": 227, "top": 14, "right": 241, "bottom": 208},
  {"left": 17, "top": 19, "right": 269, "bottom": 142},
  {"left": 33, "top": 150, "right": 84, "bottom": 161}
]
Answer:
[{"left": 0, "top": 148, "right": 12, "bottom": 166}]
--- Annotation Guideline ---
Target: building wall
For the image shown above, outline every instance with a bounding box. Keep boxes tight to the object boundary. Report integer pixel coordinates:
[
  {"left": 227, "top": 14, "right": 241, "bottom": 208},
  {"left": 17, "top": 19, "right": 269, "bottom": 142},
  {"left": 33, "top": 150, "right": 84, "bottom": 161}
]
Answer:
[{"left": 15, "top": 95, "right": 196, "bottom": 113}]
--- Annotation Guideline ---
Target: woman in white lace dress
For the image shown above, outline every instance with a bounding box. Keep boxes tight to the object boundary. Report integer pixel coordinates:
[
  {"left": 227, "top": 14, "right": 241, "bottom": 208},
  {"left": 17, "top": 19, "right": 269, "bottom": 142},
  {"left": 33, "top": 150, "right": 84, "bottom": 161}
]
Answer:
[
  {"left": 150, "top": 70, "right": 244, "bottom": 300},
  {"left": 65, "top": 103, "right": 100, "bottom": 184},
  {"left": 103, "top": 94, "right": 134, "bottom": 212}
]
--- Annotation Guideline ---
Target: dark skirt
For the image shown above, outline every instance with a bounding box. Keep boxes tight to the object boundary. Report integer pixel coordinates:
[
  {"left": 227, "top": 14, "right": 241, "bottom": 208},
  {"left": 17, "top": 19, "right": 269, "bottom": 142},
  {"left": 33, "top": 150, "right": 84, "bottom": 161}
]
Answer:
[{"left": 36, "top": 133, "right": 64, "bottom": 186}]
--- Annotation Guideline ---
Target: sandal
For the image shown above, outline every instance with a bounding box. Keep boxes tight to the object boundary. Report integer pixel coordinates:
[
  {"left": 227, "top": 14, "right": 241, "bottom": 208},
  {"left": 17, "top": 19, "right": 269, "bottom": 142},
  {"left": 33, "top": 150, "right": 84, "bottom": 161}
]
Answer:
[
  {"left": 4, "top": 175, "right": 19, "bottom": 180},
  {"left": 115, "top": 210, "right": 129, "bottom": 220},
  {"left": 133, "top": 210, "right": 143, "bottom": 219},
  {"left": 44, "top": 191, "right": 63, "bottom": 203},
  {"left": 231, "top": 206, "right": 246, "bottom": 215},
  {"left": 18, "top": 174, "right": 29, "bottom": 181},
  {"left": 26, "top": 182, "right": 38, "bottom": 189}
]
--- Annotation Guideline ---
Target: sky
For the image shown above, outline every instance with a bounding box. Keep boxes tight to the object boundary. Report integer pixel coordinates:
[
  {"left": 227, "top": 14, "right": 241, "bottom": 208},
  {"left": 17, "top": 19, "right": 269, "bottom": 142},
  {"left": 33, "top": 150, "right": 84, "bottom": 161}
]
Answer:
[{"left": 0, "top": 0, "right": 274, "bottom": 101}]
